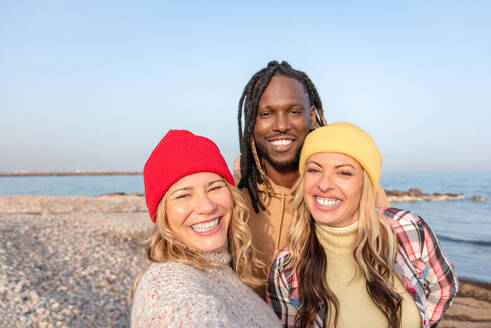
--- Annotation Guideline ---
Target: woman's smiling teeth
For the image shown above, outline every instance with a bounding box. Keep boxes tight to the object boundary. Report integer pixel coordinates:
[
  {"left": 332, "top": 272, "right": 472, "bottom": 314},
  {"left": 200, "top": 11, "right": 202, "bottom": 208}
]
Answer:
[
  {"left": 191, "top": 218, "right": 220, "bottom": 232},
  {"left": 270, "top": 139, "right": 292, "bottom": 146},
  {"left": 316, "top": 197, "right": 341, "bottom": 207}
]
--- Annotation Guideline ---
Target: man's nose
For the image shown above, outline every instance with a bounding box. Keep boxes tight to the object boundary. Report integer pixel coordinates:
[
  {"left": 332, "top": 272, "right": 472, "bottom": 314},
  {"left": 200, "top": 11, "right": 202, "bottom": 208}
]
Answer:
[{"left": 272, "top": 112, "right": 290, "bottom": 132}]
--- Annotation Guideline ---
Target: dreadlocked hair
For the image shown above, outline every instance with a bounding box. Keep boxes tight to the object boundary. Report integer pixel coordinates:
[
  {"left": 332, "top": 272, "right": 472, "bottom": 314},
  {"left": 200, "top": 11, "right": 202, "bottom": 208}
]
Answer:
[{"left": 237, "top": 60, "right": 327, "bottom": 213}]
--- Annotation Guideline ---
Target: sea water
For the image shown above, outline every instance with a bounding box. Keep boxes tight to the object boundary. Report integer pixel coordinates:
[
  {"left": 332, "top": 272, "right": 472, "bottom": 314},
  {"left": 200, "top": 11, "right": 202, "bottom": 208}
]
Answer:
[
  {"left": 380, "top": 171, "right": 491, "bottom": 284},
  {"left": 0, "top": 175, "right": 144, "bottom": 197},
  {"left": 1, "top": 171, "right": 490, "bottom": 283}
]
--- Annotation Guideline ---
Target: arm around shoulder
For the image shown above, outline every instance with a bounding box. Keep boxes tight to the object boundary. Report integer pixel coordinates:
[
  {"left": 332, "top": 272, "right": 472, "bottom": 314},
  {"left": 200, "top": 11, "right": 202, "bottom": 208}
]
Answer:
[
  {"left": 383, "top": 209, "right": 458, "bottom": 327},
  {"left": 417, "top": 215, "right": 458, "bottom": 327},
  {"left": 267, "top": 250, "right": 300, "bottom": 328}
]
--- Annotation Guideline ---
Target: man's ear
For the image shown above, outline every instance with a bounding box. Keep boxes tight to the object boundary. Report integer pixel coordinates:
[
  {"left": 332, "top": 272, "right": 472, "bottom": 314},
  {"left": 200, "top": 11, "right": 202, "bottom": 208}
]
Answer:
[{"left": 309, "top": 105, "right": 316, "bottom": 129}]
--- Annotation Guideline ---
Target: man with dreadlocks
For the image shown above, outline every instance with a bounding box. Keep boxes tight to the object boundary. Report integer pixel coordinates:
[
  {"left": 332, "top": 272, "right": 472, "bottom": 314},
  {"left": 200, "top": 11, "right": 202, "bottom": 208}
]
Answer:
[{"left": 234, "top": 61, "right": 389, "bottom": 296}]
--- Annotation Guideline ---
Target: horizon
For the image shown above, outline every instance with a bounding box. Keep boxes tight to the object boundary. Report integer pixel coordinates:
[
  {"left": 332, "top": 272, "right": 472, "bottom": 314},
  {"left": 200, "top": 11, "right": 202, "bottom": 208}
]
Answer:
[
  {"left": 1, "top": 168, "right": 491, "bottom": 176},
  {"left": 2, "top": 1, "right": 490, "bottom": 172}
]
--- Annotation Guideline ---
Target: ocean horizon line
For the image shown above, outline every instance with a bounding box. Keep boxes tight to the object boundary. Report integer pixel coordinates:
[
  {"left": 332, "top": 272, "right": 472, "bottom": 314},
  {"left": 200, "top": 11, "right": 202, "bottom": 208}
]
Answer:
[
  {"left": 0, "top": 171, "right": 142, "bottom": 177},
  {"left": 2, "top": 169, "right": 491, "bottom": 176},
  {"left": 382, "top": 169, "right": 491, "bottom": 173}
]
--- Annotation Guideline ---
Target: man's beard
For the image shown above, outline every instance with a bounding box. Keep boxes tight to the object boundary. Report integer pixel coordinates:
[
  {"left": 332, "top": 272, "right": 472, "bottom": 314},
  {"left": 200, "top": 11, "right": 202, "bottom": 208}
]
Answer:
[{"left": 255, "top": 143, "right": 300, "bottom": 172}]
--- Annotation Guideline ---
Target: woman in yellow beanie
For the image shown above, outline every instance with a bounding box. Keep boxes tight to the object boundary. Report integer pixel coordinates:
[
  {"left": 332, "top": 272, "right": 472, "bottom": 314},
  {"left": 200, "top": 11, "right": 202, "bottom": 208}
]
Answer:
[{"left": 267, "top": 122, "right": 458, "bottom": 328}]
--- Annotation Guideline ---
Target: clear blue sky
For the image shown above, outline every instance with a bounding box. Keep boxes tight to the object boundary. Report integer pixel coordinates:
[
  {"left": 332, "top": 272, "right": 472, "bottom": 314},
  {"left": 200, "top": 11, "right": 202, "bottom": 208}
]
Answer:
[{"left": 1, "top": 1, "right": 490, "bottom": 172}]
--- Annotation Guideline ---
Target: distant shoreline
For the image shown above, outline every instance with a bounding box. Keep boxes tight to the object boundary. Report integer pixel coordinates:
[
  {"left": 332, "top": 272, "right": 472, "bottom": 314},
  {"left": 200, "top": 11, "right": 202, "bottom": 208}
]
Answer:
[{"left": 0, "top": 171, "right": 142, "bottom": 177}]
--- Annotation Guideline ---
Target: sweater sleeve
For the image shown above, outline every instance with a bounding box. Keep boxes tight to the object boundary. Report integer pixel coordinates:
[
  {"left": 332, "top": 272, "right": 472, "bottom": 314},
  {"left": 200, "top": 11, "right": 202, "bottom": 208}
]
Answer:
[{"left": 131, "top": 263, "right": 232, "bottom": 328}]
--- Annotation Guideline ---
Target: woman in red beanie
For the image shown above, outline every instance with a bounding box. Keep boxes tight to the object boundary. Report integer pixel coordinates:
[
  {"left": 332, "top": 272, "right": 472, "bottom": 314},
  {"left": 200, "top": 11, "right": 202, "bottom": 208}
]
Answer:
[{"left": 131, "top": 130, "right": 280, "bottom": 327}]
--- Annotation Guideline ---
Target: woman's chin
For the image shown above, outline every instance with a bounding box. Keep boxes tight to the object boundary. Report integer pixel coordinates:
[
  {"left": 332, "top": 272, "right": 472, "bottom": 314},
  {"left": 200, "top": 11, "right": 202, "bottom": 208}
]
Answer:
[{"left": 190, "top": 236, "right": 227, "bottom": 252}]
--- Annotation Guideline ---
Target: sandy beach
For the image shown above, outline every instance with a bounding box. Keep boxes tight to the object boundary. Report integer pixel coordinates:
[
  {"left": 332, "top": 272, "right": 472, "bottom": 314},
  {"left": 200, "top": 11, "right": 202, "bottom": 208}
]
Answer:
[{"left": 0, "top": 195, "right": 489, "bottom": 327}]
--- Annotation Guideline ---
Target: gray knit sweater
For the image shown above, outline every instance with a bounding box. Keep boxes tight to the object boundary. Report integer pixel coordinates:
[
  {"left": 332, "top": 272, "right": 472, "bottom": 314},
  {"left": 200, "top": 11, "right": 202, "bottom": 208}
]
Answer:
[{"left": 131, "top": 245, "right": 281, "bottom": 327}]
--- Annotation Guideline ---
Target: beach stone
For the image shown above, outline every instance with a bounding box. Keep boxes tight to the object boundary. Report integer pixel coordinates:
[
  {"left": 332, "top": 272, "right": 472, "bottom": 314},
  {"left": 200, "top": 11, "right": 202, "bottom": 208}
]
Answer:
[
  {"left": 14, "top": 281, "right": 25, "bottom": 293},
  {"left": 99, "top": 192, "right": 127, "bottom": 197},
  {"left": 386, "top": 189, "right": 466, "bottom": 203},
  {"left": 39, "top": 323, "right": 53, "bottom": 328},
  {"left": 105, "top": 273, "right": 117, "bottom": 283},
  {"left": 409, "top": 188, "right": 422, "bottom": 197},
  {"left": 390, "top": 189, "right": 405, "bottom": 196},
  {"left": 472, "top": 195, "right": 486, "bottom": 201}
]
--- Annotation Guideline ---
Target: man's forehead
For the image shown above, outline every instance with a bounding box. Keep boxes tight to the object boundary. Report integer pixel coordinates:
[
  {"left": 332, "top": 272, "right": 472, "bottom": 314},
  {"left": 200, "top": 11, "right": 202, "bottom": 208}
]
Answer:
[
  {"left": 259, "top": 75, "right": 310, "bottom": 105},
  {"left": 268, "top": 74, "right": 307, "bottom": 92}
]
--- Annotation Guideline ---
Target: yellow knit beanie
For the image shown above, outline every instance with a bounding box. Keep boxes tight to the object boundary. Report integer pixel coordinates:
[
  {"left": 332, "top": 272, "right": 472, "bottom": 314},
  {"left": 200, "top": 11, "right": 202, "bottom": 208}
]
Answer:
[{"left": 299, "top": 122, "right": 382, "bottom": 192}]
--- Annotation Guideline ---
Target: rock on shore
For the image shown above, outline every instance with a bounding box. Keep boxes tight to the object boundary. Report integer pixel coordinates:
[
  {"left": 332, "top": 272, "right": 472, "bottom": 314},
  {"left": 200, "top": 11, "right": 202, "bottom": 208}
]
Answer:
[
  {"left": 385, "top": 188, "right": 467, "bottom": 203},
  {"left": 0, "top": 195, "right": 489, "bottom": 327}
]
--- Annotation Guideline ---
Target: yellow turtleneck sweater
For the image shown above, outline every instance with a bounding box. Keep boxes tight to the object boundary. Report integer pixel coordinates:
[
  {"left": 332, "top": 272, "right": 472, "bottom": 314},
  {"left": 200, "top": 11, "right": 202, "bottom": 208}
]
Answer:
[{"left": 315, "top": 221, "right": 421, "bottom": 328}]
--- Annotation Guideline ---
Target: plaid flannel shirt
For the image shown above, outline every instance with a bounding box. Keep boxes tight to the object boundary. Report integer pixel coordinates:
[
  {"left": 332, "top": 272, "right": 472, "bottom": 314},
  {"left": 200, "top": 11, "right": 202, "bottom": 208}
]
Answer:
[{"left": 267, "top": 208, "right": 458, "bottom": 328}]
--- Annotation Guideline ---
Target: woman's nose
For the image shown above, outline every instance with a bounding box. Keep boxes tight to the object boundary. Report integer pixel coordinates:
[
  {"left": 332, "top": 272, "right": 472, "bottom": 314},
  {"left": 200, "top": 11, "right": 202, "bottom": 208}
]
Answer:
[
  {"left": 196, "top": 193, "right": 217, "bottom": 214},
  {"left": 317, "top": 173, "right": 334, "bottom": 192}
]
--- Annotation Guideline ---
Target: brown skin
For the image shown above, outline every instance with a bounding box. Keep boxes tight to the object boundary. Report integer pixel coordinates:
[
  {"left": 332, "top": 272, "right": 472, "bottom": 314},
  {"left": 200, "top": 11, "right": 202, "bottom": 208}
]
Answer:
[{"left": 253, "top": 76, "right": 316, "bottom": 188}]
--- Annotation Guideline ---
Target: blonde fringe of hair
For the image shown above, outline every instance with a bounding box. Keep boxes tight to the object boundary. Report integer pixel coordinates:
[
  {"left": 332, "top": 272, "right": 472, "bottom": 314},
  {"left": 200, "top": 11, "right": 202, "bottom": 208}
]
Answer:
[
  {"left": 285, "top": 175, "right": 312, "bottom": 271},
  {"left": 285, "top": 171, "right": 401, "bottom": 327},
  {"left": 132, "top": 181, "right": 264, "bottom": 298},
  {"left": 354, "top": 172, "right": 399, "bottom": 284}
]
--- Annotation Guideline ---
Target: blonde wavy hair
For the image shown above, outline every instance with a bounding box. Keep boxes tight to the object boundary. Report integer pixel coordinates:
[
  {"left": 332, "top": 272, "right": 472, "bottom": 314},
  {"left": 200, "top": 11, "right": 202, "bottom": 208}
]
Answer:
[
  {"left": 132, "top": 180, "right": 264, "bottom": 297},
  {"left": 285, "top": 171, "right": 402, "bottom": 328}
]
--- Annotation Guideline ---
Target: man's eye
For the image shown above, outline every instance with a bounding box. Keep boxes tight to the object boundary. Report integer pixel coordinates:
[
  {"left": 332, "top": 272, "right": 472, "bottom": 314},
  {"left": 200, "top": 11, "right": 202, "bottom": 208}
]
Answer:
[{"left": 259, "top": 112, "right": 272, "bottom": 118}]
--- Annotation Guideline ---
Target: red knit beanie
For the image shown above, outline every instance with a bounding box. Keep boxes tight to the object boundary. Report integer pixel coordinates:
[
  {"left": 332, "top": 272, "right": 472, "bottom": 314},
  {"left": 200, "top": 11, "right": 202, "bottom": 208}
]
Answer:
[{"left": 143, "top": 130, "right": 234, "bottom": 222}]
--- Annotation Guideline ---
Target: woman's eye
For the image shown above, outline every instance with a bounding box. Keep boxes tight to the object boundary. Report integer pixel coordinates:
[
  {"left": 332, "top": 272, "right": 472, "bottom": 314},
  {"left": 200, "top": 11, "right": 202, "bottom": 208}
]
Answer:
[
  {"left": 209, "top": 182, "right": 227, "bottom": 192},
  {"left": 306, "top": 167, "right": 320, "bottom": 173},
  {"left": 339, "top": 171, "right": 352, "bottom": 176},
  {"left": 175, "top": 193, "right": 191, "bottom": 199},
  {"left": 209, "top": 185, "right": 225, "bottom": 192}
]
